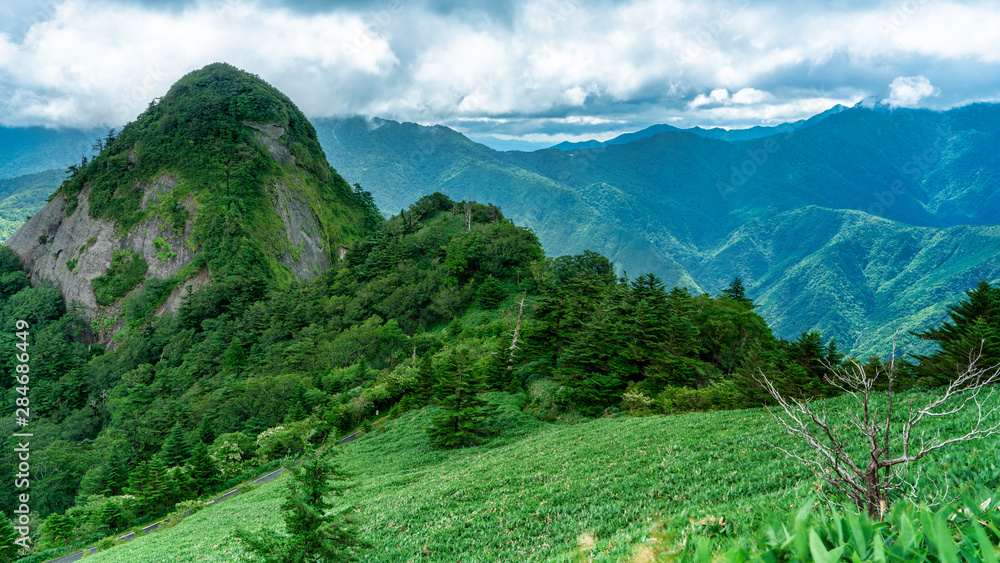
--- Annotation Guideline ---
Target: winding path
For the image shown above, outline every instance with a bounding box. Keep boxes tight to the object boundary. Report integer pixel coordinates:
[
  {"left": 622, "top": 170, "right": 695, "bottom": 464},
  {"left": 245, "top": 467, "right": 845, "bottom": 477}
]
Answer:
[{"left": 44, "top": 430, "right": 362, "bottom": 563}]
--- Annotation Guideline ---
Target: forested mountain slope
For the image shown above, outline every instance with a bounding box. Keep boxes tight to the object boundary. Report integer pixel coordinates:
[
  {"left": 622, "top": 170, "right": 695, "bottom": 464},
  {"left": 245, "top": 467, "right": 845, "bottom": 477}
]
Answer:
[
  {"left": 314, "top": 106, "right": 1000, "bottom": 354},
  {"left": 4, "top": 63, "right": 379, "bottom": 341}
]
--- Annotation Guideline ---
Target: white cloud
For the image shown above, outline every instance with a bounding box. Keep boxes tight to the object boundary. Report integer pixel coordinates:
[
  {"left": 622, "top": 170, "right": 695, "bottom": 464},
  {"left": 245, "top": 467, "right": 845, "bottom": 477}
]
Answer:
[
  {"left": 887, "top": 75, "right": 938, "bottom": 107},
  {"left": 731, "top": 87, "right": 770, "bottom": 105},
  {"left": 0, "top": 0, "right": 399, "bottom": 127},
  {"left": 563, "top": 86, "right": 589, "bottom": 106},
  {"left": 693, "top": 96, "right": 854, "bottom": 126},
  {"left": 0, "top": 0, "right": 997, "bottom": 133},
  {"left": 689, "top": 87, "right": 772, "bottom": 109},
  {"left": 690, "top": 88, "right": 731, "bottom": 108}
]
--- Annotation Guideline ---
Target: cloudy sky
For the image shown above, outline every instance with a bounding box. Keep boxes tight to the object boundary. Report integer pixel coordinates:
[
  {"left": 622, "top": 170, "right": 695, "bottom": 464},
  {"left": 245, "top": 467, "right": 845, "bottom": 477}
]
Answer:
[{"left": 1, "top": 0, "right": 999, "bottom": 143}]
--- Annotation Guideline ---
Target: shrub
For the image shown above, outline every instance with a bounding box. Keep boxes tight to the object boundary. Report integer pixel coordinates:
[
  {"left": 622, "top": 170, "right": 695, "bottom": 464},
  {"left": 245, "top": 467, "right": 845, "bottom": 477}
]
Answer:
[{"left": 91, "top": 249, "right": 148, "bottom": 306}]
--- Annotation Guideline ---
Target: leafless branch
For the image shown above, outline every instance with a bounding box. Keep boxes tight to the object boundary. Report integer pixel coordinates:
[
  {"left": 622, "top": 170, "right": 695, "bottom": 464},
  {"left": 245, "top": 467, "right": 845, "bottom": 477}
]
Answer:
[{"left": 756, "top": 342, "right": 1000, "bottom": 519}]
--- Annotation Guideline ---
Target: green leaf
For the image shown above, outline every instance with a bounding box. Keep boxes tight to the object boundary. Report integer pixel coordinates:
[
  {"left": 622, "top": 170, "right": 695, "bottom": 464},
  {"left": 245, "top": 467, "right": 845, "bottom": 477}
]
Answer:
[
  {"left": 793, "top": 501, "right": 812, "bottom": 561},
  {"left": 845, "top": 509, "right": 869, "bottom": 559},
  {"left": 974, "top": 521, "right": 999, "bottom": 563},
  {"left": 871, "top": 528, "right": 888, "bottom": 563},
  {"left": 810, "top": 528, "right": 846, "bottom": 563}
]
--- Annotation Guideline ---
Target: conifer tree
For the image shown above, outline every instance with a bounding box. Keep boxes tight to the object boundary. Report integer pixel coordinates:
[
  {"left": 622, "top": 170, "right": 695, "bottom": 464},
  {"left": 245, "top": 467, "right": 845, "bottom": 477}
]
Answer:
[
  {"left": 145, "top": 457, "right": 170, "bottom": 515},
  {"left": 187, "top": 442, "right": 221, "bottom": 496},
  {"left": 160, "top": 422, "right": 193, "bottom": 467},
  {"left": 172, "top": 466, "right": 197, "bottom": 502},
  {"left": 285, "top": 391, "right": 308, "bottom": 423},
  {"left": 426, "top": 348, "right": 496, "bottom": 448},
  {"left": 40, "top": 513, "right": 74, "bottom": 548},
  {"left": 476, "top": 275, "right": 505, "bottom": 309},
  {"left": 913, "top": 280, "right": 1000, "bottom": 385},
  {"left": 720, "top": 276, "right": 754, "bottom": 307},
  {"left": 105, "top": 449, "right": 129, "bottom": 496},
  {"left": 99, "top": 501, "right": 125, "bottom": 531},
  {"left": 198, "top": 417, "right": 216, "bottom": 445},
  {"left": 0, "top": 518, "right": 18, "bottom": 562},
  {"left": 234, "top": 447, "right": 366, "bottom": 562},
  {"left": 126, "top": 461, "right": 151, "bottom": 500},
  {"left": 616, "top": 274, "right": 671, "bottom": 380},
  {"left": 223, "top": 336, "right": 246, "bottom": 375}
]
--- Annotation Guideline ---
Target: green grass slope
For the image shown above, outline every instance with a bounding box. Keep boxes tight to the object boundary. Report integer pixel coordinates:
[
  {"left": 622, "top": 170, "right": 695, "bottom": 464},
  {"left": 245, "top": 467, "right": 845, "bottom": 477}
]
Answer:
[
  {"left": 82, "top": 394, "right": 811, "bottom": 562},
  {"left": 79, "top": 387, "right": 1000, "bottom": 562}
]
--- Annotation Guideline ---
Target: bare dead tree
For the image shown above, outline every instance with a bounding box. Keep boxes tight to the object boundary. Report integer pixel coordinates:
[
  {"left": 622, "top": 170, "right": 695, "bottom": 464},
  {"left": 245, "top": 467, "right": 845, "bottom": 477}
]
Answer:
[
  {"left": 507, "top": 291, "right": 527, "bottom": 371},
  {"left": 756, "top": 344, "right": 1000, "bottom": 519}
]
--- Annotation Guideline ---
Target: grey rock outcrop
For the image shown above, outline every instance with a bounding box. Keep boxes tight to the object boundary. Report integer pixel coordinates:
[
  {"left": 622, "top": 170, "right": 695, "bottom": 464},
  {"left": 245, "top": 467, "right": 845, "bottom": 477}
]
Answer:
[{"left": 4, "top": 120, "right": 337, "bottom": 341}]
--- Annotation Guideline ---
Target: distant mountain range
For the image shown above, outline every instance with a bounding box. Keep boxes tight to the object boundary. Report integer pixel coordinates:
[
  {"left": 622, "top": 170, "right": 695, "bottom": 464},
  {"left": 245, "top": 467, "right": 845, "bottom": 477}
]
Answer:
[
  {"left": 312, "top": 104, "right": 1000, "bottom": 356},
  {"left": 0, "top": 169, "right": 62, "bottom": 241},
  {"left": 2, "top": 104, "right": 998, "bottom": 355},
  {"left": 546, "top": 105, "right": 849, "bottom": 150},
  {"left": 0, "top": 125, "right": 105, "bottom": 179},
  {"left": 468, "top": 136, "right": 553, "bottom": 152}
]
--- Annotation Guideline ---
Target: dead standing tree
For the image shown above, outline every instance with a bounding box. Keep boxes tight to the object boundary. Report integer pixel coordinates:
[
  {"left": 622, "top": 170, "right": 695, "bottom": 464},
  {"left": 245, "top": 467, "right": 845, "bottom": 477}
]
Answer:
[{"left": 756, "top": 347, "right": 1000, "bottom": 519}]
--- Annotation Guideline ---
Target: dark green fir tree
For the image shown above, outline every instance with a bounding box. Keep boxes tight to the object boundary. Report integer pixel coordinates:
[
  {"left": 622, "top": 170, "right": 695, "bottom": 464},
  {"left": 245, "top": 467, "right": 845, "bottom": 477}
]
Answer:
[
  {"left": 720, "top": 276, "right": 754, "bottom": 308},
  {"left": 912, "top": 280, "right": 1000, "bottom": 385},
  {"left": 0, "top": 518, "right": 18, "bottom": 563},
  {"left": 234, "top": 447, "right": 367, "bottom": 562},
  {"left": 40, "top": 513, "right": 74, "bottom": 548},
  {"left": 160, "top": 422, "right": 193, "bottom": 467},
  {"left": 426, "top": 348, "right": 496, "bottom": 448},
  {"left": 99, "top": 500, "right": 125, "bottom": 531},
  {"left": 187, "top": 442, "right": 221, "bottom": 497},
  {"left": 198, "top": 417, "right": 216, "bottom": 445}
]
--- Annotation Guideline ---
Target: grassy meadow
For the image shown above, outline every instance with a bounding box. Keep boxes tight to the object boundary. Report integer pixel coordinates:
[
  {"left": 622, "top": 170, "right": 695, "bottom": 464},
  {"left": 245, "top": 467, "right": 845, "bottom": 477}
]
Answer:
[{"left": 79, "top": 389, "right": 1000, "bottom": 562}]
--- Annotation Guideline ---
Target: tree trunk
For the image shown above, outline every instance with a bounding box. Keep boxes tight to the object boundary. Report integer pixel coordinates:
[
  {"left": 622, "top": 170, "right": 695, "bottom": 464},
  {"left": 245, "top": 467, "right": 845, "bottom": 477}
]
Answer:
[{"left": 864, "top": 466, "right": 886, "bottom": 519}]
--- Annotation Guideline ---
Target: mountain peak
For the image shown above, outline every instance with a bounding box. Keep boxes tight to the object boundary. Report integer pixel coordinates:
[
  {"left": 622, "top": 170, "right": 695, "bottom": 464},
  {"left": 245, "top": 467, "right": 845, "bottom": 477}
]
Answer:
[{"left": 5, "top": 63, "right": 379, "bottom": 342}]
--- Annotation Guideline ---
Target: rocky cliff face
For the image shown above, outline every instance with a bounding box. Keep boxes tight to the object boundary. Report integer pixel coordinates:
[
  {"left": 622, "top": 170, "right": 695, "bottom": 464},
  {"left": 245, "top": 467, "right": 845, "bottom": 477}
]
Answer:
[
  {"left": 3, "top": 63, "right": 376, "bottom": 342},
  {"left": 5, "top": 119, "right": 332, "bottom": 340},
  {"left": 6, "top": 176, "right": 196, "bottom": 314}
]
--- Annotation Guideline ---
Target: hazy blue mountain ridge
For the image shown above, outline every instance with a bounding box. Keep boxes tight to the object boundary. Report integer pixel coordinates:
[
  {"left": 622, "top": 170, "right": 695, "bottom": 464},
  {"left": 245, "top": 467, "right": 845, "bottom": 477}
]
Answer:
[
  {"left": 547, "top": 104, "right": 849, "bottom": 150},
  {"left": 313, "top": 105, "right": 1000, "bottom": 355},
  {"left": 0, "top": 169, "right": 62, "bottom": 241},
  {"left": 0, "top": 125, "right": 105, "bottom": 179}
]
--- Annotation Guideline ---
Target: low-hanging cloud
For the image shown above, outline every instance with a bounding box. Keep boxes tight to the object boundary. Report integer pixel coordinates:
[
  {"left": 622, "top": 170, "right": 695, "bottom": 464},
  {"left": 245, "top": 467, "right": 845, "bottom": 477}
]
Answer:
[
  {"left": 887, "top": 75, "right": 938, "bottom": 108},
  {"left": 1, "top": 0, "right": 999, "bottom": 137}
]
